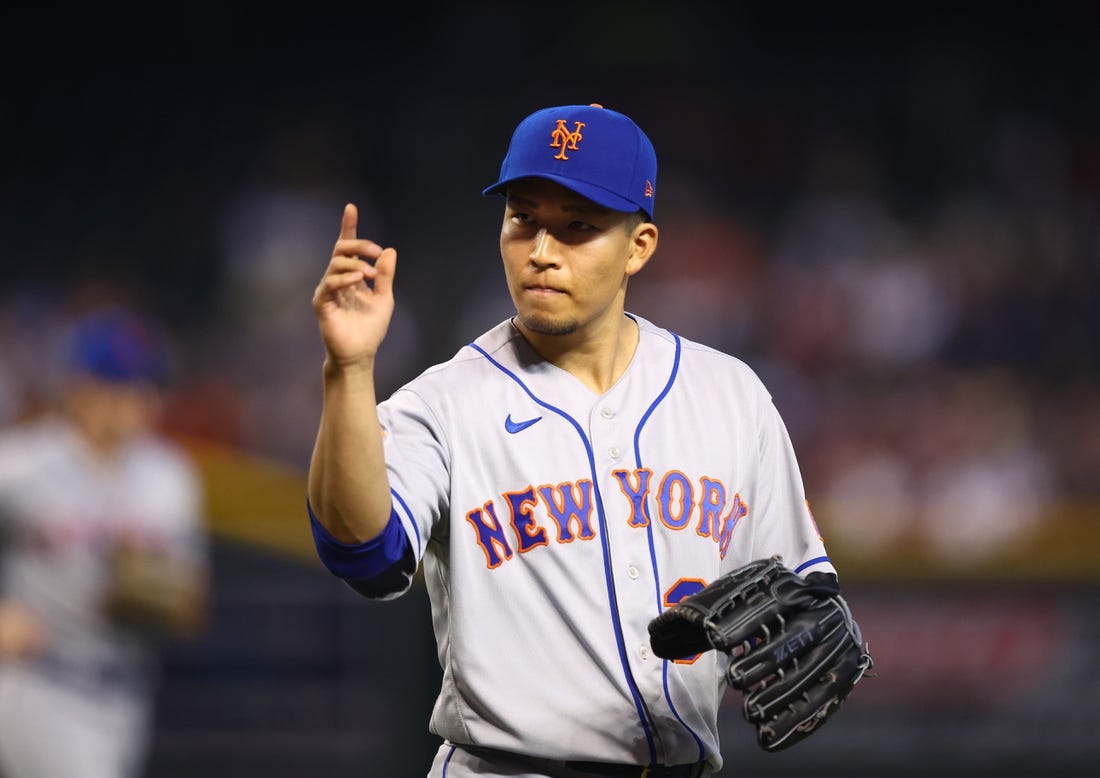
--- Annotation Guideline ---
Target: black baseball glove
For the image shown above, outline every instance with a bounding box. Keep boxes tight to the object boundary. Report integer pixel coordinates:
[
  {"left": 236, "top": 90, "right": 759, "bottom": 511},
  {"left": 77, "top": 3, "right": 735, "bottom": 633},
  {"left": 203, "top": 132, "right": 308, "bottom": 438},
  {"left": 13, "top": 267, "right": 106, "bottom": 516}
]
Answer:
[{"left": 648, "top": 556, "right": 873, "bottom": 752}]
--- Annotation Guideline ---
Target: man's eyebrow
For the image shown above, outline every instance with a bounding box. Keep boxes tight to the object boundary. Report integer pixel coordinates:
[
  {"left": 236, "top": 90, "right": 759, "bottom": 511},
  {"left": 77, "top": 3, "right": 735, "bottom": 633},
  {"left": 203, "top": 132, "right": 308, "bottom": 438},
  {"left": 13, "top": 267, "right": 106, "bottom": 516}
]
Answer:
[{"left": 505, "top": 193, "right": 538, "bottom": 209}]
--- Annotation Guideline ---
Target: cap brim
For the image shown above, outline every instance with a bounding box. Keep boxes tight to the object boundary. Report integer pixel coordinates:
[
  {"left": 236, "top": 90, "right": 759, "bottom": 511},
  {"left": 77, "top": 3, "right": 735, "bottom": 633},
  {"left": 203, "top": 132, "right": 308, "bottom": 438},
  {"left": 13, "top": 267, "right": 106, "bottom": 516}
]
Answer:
[{"left": 482, "top": 174, "right": 647, "bottom": 217}]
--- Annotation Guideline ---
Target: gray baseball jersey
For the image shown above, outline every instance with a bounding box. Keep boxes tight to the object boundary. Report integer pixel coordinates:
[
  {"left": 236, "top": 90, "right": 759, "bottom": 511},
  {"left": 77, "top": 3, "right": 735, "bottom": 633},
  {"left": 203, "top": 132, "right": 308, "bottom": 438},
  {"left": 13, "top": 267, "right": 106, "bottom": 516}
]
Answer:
[
  {"left": 0, "top": 416, "right": 207, "bottom": 778},
  {"left": 372, "top": 313, "right": 832, "bottom": 773}
]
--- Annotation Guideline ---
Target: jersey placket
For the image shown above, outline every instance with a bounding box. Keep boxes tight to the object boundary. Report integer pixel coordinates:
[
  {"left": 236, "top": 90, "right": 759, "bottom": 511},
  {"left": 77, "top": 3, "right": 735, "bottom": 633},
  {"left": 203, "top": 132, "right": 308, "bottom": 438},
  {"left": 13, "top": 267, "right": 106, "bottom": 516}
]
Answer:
[{"left": 588, "top": 397, "right": 673, "bottom": 762}]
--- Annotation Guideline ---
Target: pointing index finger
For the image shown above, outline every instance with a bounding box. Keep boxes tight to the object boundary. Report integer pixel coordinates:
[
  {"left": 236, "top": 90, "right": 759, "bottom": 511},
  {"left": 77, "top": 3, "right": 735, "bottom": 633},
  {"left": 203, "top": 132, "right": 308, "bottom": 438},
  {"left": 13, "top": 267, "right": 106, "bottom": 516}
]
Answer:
[{"left": 340, "top": 203, "right": 358, "bottom": 240}]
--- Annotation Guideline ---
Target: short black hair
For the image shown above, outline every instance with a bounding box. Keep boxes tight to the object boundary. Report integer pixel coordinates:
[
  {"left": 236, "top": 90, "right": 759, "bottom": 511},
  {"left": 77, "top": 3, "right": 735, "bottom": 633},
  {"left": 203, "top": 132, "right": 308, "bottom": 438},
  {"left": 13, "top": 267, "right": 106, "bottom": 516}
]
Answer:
[{"left": 625, "top": 210, "right": 649, "bottom": 233}]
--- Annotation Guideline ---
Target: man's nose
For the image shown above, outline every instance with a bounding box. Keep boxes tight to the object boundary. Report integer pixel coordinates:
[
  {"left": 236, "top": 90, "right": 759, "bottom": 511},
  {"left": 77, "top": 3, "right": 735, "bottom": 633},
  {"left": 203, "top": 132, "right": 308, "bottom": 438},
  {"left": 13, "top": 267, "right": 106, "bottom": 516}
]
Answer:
[{"left": 529, "top": 229, "right": 560, "bottom": 267}]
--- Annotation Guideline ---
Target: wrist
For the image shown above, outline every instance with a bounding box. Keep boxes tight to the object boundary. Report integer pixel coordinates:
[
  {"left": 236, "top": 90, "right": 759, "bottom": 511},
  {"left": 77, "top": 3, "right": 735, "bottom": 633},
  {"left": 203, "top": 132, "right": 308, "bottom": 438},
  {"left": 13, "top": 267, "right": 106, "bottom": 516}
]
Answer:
[
  {"left": 322, "top": 357, "right": 381, "bottom": 397},
  {"left": 323, "top": 355, "right": 377, "bottom": 379}
]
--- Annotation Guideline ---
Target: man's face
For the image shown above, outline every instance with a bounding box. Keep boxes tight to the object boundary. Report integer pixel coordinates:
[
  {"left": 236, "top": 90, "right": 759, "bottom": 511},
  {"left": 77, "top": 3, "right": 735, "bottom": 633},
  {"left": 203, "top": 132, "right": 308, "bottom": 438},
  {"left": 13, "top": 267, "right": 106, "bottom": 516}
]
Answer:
[
  {"left": 66, "top": 375, "right": 161, "bottom": 452},
  {"left": 498, "top": 178, "right": 654, "bottom": 338}
]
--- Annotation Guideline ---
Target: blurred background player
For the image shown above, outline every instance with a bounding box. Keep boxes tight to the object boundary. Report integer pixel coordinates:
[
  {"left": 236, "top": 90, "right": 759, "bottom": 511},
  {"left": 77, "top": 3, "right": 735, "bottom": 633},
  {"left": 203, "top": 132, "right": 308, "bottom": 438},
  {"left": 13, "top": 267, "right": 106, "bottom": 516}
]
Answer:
[{"left": 0, "top": 304, "right": 210, "bottom": 778}]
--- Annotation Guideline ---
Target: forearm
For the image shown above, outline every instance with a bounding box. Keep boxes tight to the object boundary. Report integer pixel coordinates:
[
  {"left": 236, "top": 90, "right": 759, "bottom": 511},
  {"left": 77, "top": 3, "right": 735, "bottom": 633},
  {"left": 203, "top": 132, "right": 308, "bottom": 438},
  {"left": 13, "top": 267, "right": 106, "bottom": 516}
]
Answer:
[{"left": 307, "top": 359, "right": 393, "bottom": 544}]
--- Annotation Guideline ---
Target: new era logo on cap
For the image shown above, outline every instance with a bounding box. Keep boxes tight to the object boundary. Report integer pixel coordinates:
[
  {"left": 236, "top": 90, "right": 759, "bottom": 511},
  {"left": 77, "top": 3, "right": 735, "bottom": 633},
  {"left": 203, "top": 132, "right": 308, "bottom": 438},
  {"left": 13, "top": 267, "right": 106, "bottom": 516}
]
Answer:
[{"left": 483, "top": 103, "right": 658, "bottom": 220}]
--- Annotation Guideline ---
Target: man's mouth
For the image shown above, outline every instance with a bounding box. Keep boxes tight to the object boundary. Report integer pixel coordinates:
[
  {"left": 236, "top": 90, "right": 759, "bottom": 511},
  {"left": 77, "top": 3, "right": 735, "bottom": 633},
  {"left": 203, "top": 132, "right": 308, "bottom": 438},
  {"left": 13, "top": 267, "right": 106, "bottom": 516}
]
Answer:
[{"left": 525, "top": 284, "right": 565, "bottom": 294}]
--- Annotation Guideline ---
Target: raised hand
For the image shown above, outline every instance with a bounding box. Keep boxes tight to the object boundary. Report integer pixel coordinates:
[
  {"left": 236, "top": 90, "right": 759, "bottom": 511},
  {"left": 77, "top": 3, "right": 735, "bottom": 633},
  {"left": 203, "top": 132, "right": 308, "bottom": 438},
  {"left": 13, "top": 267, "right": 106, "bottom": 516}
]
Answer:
[{"left": 312, "top": 203, "right": 398, "bottom": 368}]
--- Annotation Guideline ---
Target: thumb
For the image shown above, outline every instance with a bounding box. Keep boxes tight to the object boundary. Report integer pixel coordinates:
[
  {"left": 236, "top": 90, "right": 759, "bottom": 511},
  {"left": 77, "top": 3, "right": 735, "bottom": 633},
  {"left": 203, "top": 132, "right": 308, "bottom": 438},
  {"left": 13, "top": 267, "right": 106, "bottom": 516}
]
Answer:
[{"left": 372, "top": 247, "right": 398, "bottom": 298}]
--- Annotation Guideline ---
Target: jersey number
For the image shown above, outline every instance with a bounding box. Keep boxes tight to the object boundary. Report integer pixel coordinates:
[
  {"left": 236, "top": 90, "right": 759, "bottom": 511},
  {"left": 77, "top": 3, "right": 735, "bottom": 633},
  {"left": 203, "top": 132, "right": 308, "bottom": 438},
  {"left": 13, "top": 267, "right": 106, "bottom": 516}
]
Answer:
[{"left": 662, "top": 578, "right": 707, "bottom": 664}]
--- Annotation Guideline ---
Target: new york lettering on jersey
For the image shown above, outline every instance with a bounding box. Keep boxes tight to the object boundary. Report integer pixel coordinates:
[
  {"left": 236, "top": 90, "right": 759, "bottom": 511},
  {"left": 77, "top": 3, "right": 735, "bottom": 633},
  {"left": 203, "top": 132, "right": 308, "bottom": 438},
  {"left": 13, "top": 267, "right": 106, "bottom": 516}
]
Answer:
[{"left": 463, "top": 470, "right": 750, "bottom": 569}]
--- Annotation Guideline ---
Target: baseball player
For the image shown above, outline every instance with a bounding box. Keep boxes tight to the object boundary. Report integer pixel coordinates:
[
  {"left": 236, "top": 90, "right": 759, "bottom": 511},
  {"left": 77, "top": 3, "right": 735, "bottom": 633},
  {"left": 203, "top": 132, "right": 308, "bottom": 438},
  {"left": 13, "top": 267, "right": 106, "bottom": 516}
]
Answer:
[
  {"left": 0, "top": 305, "right": 210, "bottom": 778},
  {"left": 308, "top": 104, "right": 837, "bottom": 777}
]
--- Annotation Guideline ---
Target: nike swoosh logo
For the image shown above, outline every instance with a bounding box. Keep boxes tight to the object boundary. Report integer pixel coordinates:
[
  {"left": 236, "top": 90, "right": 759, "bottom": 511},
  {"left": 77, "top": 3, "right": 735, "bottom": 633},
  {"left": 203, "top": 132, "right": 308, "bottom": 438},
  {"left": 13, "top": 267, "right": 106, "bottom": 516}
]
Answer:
[{"left": 505, "top": 414, "right": 542, "bottom": 434}]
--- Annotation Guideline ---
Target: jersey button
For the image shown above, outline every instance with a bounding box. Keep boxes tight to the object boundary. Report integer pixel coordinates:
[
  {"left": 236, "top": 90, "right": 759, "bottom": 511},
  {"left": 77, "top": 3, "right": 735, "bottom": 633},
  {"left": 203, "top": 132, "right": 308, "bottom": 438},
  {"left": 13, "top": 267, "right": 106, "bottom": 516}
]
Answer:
[
  {"left": 601, "top": 407, "right": 615, "bottom": 419},
  {"left": 639, "top": 645, "right": 651, "bottom": 660},
  {"left": 609, "top": 446, "right": 622, "bottom": 459},
  {"left": 627, "top": 565, "right": 640, "bottom": 580}
]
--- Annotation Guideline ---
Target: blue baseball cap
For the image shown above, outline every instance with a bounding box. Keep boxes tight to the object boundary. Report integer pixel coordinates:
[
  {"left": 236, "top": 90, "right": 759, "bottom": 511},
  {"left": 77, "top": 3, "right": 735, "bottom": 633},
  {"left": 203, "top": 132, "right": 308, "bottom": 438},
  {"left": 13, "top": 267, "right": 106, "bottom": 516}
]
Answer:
[
  {"left": 64, "top": 307, "right": 167, "bottom": 385},
  {"left": 482, "top": 103, "right": 658, "bottom": 220}
]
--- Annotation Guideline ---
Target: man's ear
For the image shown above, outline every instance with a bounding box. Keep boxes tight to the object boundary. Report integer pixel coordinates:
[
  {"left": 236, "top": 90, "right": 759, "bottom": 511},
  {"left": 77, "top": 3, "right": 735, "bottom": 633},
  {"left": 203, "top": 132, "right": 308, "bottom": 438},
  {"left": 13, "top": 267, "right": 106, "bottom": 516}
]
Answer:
[{"left": 625, "top": 222, "right": 658, "bottom": 277}]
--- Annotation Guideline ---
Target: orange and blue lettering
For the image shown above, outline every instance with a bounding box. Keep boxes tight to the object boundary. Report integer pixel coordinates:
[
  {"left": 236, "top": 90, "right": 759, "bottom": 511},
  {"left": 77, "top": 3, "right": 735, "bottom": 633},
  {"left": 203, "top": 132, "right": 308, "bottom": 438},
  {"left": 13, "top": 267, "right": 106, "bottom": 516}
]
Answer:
[
  {"left": 696, "top": 477, "right": 726, "bottom": 541},
  {"left": 537, "top": 480, "right": 595, "bottom": 542},
  {"left": 717, "top": 493, "right": 749, "bottom": 559},
  {"left": 466, "top": 500, "right": 514, "bottom": 568},
  {"left": 613, "top": 468, "right": 653, "bottom": 527},
  {"left": 657, "top": 471, "right": 694, "bottom": 530},
  {"left": 505, "top": 486, "right": 549, "bottom": 553},
  {"left": 663, "top": 578, "right": 708, "bottom": 663}
]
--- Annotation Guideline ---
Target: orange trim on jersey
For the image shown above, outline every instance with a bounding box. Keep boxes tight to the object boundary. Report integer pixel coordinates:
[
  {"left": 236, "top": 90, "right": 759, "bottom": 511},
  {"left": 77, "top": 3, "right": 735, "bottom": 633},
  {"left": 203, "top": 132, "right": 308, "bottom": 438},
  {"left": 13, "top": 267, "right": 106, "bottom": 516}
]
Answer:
[
  {"left": 537, "top": 480, "right": 596, "bottom": 542},
  {"left": 663, "top": 577, "right": 708, "bottom": 664},
  {"left": 612, "top": 468, "right": 654, "bottom": 528},
  {"left": 504, "top": 486, "right": 550, "bottom": 553},
  {"left": 657, "top": 470, "right": 694, "bottom": 530},
  {"left": 465, "top": 500, "right": 514, "bottom": 569},
  {"left": 717, "top": 492, "right": 749, "bottom": 559},
  {"left": 695, "top": 477, "right": 727, "bottom": 541}
]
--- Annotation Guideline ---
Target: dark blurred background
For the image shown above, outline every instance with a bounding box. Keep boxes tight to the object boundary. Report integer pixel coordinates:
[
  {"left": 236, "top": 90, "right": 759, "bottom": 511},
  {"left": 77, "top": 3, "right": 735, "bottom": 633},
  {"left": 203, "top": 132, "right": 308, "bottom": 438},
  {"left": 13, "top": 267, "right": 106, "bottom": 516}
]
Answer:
[{"left": 2, "top": 2, "right": 1098, "bottom": 776}]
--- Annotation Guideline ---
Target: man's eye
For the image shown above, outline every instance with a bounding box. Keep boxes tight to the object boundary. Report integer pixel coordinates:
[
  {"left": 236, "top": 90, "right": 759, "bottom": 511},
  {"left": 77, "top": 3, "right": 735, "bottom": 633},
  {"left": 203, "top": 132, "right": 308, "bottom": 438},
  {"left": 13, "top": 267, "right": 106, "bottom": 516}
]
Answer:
[{"left": 569, "top": 220, "right": 595, "bottom": 231}]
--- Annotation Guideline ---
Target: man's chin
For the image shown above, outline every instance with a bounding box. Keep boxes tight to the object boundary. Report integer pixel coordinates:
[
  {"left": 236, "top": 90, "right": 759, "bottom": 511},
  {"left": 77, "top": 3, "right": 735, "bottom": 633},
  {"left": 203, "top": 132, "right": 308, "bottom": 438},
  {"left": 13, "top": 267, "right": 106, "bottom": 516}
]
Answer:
[{"left": 515, "top": 313, "right": 578, "bottom": 337}]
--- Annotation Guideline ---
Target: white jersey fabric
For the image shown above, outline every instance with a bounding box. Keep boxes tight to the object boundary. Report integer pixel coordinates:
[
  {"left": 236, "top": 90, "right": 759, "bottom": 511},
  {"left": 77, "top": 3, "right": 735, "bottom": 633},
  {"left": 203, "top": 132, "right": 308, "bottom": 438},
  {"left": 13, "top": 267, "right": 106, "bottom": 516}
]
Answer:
[
  {"left": 374, "top": 314, "right": 833, "bottom": 773},
  {"left": 0, "top": 416, "right": 207, "bottom": 778}
]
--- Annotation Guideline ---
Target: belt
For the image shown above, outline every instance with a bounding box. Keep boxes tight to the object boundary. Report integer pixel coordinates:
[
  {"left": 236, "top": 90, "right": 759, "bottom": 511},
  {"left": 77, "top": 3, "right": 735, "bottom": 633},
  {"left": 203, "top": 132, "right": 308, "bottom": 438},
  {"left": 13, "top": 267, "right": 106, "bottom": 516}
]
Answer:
[
  {"left": 565, "top": 760, "right": 706, "bottom": 777},
  {"left": 457, "top": 744, "right": 708, "bottom": 777}
]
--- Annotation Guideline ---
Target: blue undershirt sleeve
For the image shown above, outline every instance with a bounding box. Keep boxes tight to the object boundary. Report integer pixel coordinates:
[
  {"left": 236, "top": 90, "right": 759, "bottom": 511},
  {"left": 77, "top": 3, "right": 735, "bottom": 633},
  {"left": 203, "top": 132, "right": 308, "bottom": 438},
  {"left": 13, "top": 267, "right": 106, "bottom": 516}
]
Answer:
[{"left": 307, "top": 499, "right": 414, "bottom": 580}]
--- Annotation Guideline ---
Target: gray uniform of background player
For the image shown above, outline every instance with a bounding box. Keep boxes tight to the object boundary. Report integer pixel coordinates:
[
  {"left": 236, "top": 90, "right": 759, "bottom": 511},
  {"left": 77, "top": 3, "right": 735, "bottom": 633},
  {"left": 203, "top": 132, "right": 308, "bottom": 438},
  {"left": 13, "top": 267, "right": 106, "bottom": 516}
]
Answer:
[
  {"left": 0, "top": 371, "right": 207, "bottom": 777},
  {"left": 372, "top": 315, "right": 831, "bottom": 775}
]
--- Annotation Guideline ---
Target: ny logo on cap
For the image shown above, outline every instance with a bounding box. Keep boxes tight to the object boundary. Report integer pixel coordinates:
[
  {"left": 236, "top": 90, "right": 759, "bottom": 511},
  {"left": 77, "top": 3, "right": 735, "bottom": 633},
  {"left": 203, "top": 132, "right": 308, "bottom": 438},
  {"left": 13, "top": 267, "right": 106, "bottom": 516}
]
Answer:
[{"left": 549, "top": 120, "right": 585, "bottom": 160}]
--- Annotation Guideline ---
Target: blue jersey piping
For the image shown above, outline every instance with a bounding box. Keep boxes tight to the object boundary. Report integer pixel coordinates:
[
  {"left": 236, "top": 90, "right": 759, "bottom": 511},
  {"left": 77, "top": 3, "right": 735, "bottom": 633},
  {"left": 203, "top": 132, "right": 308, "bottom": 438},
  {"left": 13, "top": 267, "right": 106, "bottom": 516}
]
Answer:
[{"left": 470, "top": 341, "right": 659, "bottom": 764}]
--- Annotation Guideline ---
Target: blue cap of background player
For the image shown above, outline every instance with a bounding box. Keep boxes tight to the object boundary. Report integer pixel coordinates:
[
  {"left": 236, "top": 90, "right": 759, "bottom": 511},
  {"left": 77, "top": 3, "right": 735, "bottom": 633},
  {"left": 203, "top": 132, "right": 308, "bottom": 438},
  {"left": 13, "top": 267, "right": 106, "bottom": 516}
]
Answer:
[
  {"left": 482, "top": 103, "right": 658, "bottom": 221},
  {"left": 64, "top": 307, "right": 167, "bottom": 385}
]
